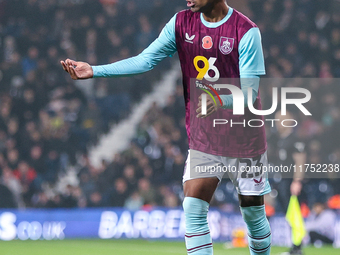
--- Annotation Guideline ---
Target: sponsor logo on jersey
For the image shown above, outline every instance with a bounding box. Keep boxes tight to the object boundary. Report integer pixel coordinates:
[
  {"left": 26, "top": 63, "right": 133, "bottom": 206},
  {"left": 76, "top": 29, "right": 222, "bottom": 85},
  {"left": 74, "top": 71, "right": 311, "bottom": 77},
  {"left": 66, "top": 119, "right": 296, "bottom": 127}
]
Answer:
[
  {"left": 185, "top": 33, "right": 195, "bottom": 43},
  {"left": 219, "top": 37, "right": 234, "bottom": 55},
  {"left": 202, "top": 36, "right": 213, "bottom": 49}
]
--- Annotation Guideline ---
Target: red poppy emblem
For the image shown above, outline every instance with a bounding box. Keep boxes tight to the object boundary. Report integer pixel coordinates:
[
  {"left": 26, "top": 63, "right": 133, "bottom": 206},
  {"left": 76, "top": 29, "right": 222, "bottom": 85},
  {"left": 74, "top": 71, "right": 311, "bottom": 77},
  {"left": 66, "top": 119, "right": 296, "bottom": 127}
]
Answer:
[{"left": 202, "top": 36, "right": 213, "bottom": 49}]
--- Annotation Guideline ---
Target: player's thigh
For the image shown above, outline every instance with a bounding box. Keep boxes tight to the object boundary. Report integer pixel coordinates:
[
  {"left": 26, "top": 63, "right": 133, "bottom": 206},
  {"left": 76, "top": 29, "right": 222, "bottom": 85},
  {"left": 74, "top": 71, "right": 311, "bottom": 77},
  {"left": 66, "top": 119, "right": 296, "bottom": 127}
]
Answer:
[
  {"left": 183, "top": 177, "right": 219, "bottom": 203},
  {"left": 182, "top": 149, "right": 223, "bottom": 203}
]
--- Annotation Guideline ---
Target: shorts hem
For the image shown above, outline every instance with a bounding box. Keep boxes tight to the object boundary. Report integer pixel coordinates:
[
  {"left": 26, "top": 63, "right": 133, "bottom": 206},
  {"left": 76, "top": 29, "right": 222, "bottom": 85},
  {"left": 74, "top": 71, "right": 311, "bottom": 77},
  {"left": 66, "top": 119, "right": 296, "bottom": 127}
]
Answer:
[
  {"left": 237, "top": 189, "right": 271, "bottom": 196},
  {"left": 182, "top": 175, "right": 222, "bottom": 184}
]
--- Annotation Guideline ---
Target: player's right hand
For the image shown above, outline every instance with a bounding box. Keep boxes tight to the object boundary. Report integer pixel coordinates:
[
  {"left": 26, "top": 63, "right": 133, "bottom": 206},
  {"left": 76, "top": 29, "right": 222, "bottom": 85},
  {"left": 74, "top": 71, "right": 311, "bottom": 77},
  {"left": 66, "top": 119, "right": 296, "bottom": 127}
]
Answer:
[
  {"left": 196, "top": 93, "right": 221, "bottom": 118},
  {"left": 60, "top": 59, "right": 93, "bottom": 80}
]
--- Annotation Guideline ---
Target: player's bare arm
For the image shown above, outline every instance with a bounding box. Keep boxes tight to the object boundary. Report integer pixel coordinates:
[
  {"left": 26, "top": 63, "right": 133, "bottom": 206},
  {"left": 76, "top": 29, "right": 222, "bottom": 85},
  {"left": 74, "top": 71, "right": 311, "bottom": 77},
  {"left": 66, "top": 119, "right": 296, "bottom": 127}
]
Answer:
[{"left": 60, "top": 59, "right": 93, "bottom": 80}]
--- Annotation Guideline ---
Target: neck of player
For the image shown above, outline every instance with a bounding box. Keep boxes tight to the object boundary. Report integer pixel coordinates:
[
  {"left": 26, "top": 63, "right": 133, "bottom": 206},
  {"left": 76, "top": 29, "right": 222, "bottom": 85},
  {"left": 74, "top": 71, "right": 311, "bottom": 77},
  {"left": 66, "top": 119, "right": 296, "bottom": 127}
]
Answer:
[{"left": 202, "top": 2, "right": 229, "bottom": 23}]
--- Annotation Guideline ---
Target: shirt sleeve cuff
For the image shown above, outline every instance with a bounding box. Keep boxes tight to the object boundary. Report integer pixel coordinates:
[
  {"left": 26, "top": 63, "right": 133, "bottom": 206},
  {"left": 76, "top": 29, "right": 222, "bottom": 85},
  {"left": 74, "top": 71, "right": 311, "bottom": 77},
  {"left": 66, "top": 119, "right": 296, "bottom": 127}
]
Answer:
[{"left": 91, "top": 66, "right": 100, "bottom": 78}]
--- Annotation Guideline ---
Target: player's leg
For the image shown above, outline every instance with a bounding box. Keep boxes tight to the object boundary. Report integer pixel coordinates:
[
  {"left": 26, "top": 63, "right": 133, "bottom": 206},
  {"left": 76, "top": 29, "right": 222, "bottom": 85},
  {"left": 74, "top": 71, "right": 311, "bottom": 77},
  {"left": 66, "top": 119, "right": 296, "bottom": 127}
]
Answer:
[
  {"left": 183, "top": 177, "right": 219, "bottom": 255},
  {"left": 182, "top": 149, "right": 224, "bottom": 255},
  {"left": 239, "top": 194, "right": 271, "bottom": 255},
  {"left": 309, "top": 231, "right": 334, "bottom": 245},
  {"left": 226, "top": 152, "right": 272, "bottom": 255}
]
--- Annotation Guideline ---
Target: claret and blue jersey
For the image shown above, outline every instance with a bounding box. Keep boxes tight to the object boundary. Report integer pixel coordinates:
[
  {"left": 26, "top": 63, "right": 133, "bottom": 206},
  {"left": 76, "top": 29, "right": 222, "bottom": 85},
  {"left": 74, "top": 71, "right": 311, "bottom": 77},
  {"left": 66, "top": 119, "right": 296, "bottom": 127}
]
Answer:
[{"left": 92, "top": 7, "right": 267, "bottom": 158}]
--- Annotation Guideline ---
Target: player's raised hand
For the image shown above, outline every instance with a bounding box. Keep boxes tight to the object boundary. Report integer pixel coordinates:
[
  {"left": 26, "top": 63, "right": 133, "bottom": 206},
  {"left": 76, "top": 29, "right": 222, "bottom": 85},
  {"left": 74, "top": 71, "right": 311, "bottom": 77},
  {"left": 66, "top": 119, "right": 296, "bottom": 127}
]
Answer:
[
  {"left": 196, "top": 93, "right": 222, "bottom": 118},
  {"left": 60, "top": 59, "right": 93, "bottom": 80}
]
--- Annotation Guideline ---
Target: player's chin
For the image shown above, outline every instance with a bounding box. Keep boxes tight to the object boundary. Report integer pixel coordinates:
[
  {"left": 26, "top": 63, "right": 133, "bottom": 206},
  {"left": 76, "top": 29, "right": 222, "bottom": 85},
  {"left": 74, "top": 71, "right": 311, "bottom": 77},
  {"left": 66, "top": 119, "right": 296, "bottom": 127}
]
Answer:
[{"left": 189, "top": 5, "right": 200, "bottom": 12}]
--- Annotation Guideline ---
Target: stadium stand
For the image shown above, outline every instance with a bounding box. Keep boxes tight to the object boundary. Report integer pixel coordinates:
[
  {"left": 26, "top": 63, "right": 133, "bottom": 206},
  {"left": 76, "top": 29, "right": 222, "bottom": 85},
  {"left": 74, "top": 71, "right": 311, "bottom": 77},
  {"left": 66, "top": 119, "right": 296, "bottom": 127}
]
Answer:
[{"left": 0, "top": 0, "right": 339, "bottom": 214}]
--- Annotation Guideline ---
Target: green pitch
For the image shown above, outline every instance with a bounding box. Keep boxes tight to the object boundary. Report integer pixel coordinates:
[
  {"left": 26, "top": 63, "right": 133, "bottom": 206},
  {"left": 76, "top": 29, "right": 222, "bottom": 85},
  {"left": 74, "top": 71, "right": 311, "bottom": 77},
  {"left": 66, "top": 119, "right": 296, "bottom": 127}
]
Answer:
[{"left": 0, "top": 239, "right": 338, "bottom": 255}]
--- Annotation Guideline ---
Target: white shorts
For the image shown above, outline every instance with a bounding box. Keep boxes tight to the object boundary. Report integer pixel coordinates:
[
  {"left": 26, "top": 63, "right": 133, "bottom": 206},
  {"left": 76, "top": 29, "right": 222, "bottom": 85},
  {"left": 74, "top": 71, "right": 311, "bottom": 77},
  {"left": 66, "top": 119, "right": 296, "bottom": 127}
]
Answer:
[{"left": 183, "top": 149, "right": 271, "bottom": 196}]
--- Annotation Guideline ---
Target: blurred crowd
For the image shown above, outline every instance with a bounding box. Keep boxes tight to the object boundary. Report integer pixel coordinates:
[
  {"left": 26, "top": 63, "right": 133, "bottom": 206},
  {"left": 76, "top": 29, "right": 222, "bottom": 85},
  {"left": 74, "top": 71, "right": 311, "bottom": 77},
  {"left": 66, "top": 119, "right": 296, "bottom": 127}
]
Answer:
[
  {"left": 0, "top": 0, "right": 339, "bottom": 216},
  {"left": 0, "top": 0, "right": 179, "bottom": 208}
]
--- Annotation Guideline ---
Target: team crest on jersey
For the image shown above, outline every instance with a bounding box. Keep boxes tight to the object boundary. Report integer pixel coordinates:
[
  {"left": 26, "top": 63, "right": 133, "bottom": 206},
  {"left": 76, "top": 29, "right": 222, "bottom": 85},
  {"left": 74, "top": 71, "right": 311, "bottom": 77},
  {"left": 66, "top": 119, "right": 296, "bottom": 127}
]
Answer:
[
  {"left": 219, "top": 37, "right": 234, "bottom": 55},
  {"left": 202, "top": 36, "right": 213, "bottom": 49}
]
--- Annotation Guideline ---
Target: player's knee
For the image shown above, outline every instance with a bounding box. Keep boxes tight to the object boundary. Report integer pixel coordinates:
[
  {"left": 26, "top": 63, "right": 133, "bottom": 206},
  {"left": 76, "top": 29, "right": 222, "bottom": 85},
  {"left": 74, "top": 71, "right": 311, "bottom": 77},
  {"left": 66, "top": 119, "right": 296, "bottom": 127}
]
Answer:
[
  {"left": 183, "top": 197, "right": 210, "bottom": 232},
  {"left": 241, "top": 205, "right": 271, "bottom": 254},
  {"left": 183, "top": 197, "right": 209, "bottom": 214},
  {"left": 239, "top": 195, "right": 264, "bottom": 207},
  {"left": 240, "top": 205, "right": 269, "bottom": 228}
]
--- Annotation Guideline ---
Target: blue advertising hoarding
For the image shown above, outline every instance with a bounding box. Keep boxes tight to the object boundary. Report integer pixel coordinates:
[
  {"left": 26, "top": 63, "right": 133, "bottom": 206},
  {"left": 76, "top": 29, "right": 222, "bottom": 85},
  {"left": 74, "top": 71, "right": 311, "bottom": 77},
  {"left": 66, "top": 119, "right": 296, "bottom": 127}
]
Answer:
[{"left": 0, "top": 208, "right": 339, "bottom": 247}]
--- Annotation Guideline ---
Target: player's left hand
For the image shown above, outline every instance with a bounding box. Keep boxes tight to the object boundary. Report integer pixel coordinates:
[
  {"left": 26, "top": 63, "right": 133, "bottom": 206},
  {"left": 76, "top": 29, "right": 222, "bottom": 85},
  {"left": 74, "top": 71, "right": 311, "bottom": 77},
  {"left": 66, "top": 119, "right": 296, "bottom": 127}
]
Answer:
[
  {"left": 196, "top": 93, "right": 222, "bottom": 118},
  {"left": 290, "top": 180, "right": 302, "bottom": 196}
]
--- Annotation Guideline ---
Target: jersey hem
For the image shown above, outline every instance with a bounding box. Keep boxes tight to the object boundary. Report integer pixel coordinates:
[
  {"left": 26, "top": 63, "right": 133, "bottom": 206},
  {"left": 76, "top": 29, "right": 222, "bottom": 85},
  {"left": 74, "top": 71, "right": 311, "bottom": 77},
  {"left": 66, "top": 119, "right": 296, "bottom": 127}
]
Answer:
[{"left": 188, "top": 146, "right": 267, "bottom": 159}]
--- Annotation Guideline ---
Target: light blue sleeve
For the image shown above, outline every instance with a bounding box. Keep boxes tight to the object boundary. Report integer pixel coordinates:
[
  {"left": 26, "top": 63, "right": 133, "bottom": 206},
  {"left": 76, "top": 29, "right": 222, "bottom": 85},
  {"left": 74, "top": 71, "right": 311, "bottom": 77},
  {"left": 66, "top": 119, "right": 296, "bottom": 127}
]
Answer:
[
  {"left": 220, "top": 27, "right": 265, "bottom": 108},
  {"left": 92, "top": 14, "right": 177, "bottom": 78},
  {"left": 220, "top": 76, "right": 260, "bottom": 109},
  {"left": 239, "top": 27, "right": 266, "bottom": 76}
]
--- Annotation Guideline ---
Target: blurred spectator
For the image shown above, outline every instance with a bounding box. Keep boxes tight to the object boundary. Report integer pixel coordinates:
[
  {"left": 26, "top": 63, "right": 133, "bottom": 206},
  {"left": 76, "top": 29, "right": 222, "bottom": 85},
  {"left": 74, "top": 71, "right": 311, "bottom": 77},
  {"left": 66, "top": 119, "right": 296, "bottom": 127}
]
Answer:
[
  {"left": 28, "top": 145, "right": 44, "bottom": 175},
  {"left": 138, "top": 178, "right": 159, "bottom": 206},
  {"left": 0, "top": 183, "right": 16, "bottom": 208},
  {"left": 1, "top": 166, "right": 23, "bottom": 207},
  {"left": 7, "top": 148, "right": 20, "bottom": 170},
  {"left": 125, "top": 191, "right": 144, "bottom": 211},
  {"left": 13, "top": 160, "right": 37, "bottom": 205},
  {"left": 87, "top": 190, "right": 104, "bottom": 208},
  {"left": 305, "top": 202, "right": 337, "bottom": 246},
  {"left": 123, "top": 165, "right": 138, "bottom": 192},
  {"left": 110, "top": 178, "right": 129, "bottom": 207},
  {"left": 21, "top": 46, "right": 38, "bottom": 77}
]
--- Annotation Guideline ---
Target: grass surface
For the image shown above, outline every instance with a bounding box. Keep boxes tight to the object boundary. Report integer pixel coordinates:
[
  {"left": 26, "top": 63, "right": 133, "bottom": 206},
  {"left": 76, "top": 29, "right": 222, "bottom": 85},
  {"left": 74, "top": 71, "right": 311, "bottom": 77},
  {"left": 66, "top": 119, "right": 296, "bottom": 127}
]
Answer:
[{"left": 0, "top": 239, "right": 338, "bottom": 255}]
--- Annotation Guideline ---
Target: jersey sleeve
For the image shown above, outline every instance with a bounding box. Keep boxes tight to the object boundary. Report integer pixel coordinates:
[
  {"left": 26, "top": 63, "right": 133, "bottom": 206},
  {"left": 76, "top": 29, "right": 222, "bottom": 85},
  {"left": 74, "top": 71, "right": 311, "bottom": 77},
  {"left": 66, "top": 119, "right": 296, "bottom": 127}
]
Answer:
[
  {"left": 220, "top": 76, "right": 259, "bottom": 109},
  {"left": 92, "top": 14, "right": 177, "bottom": 78},
  {"left": 220, "top": 28, "right": 265, "bottom": 109},
  {"left": 238, "top": 27, "right": 266, "bottom": 77}
]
